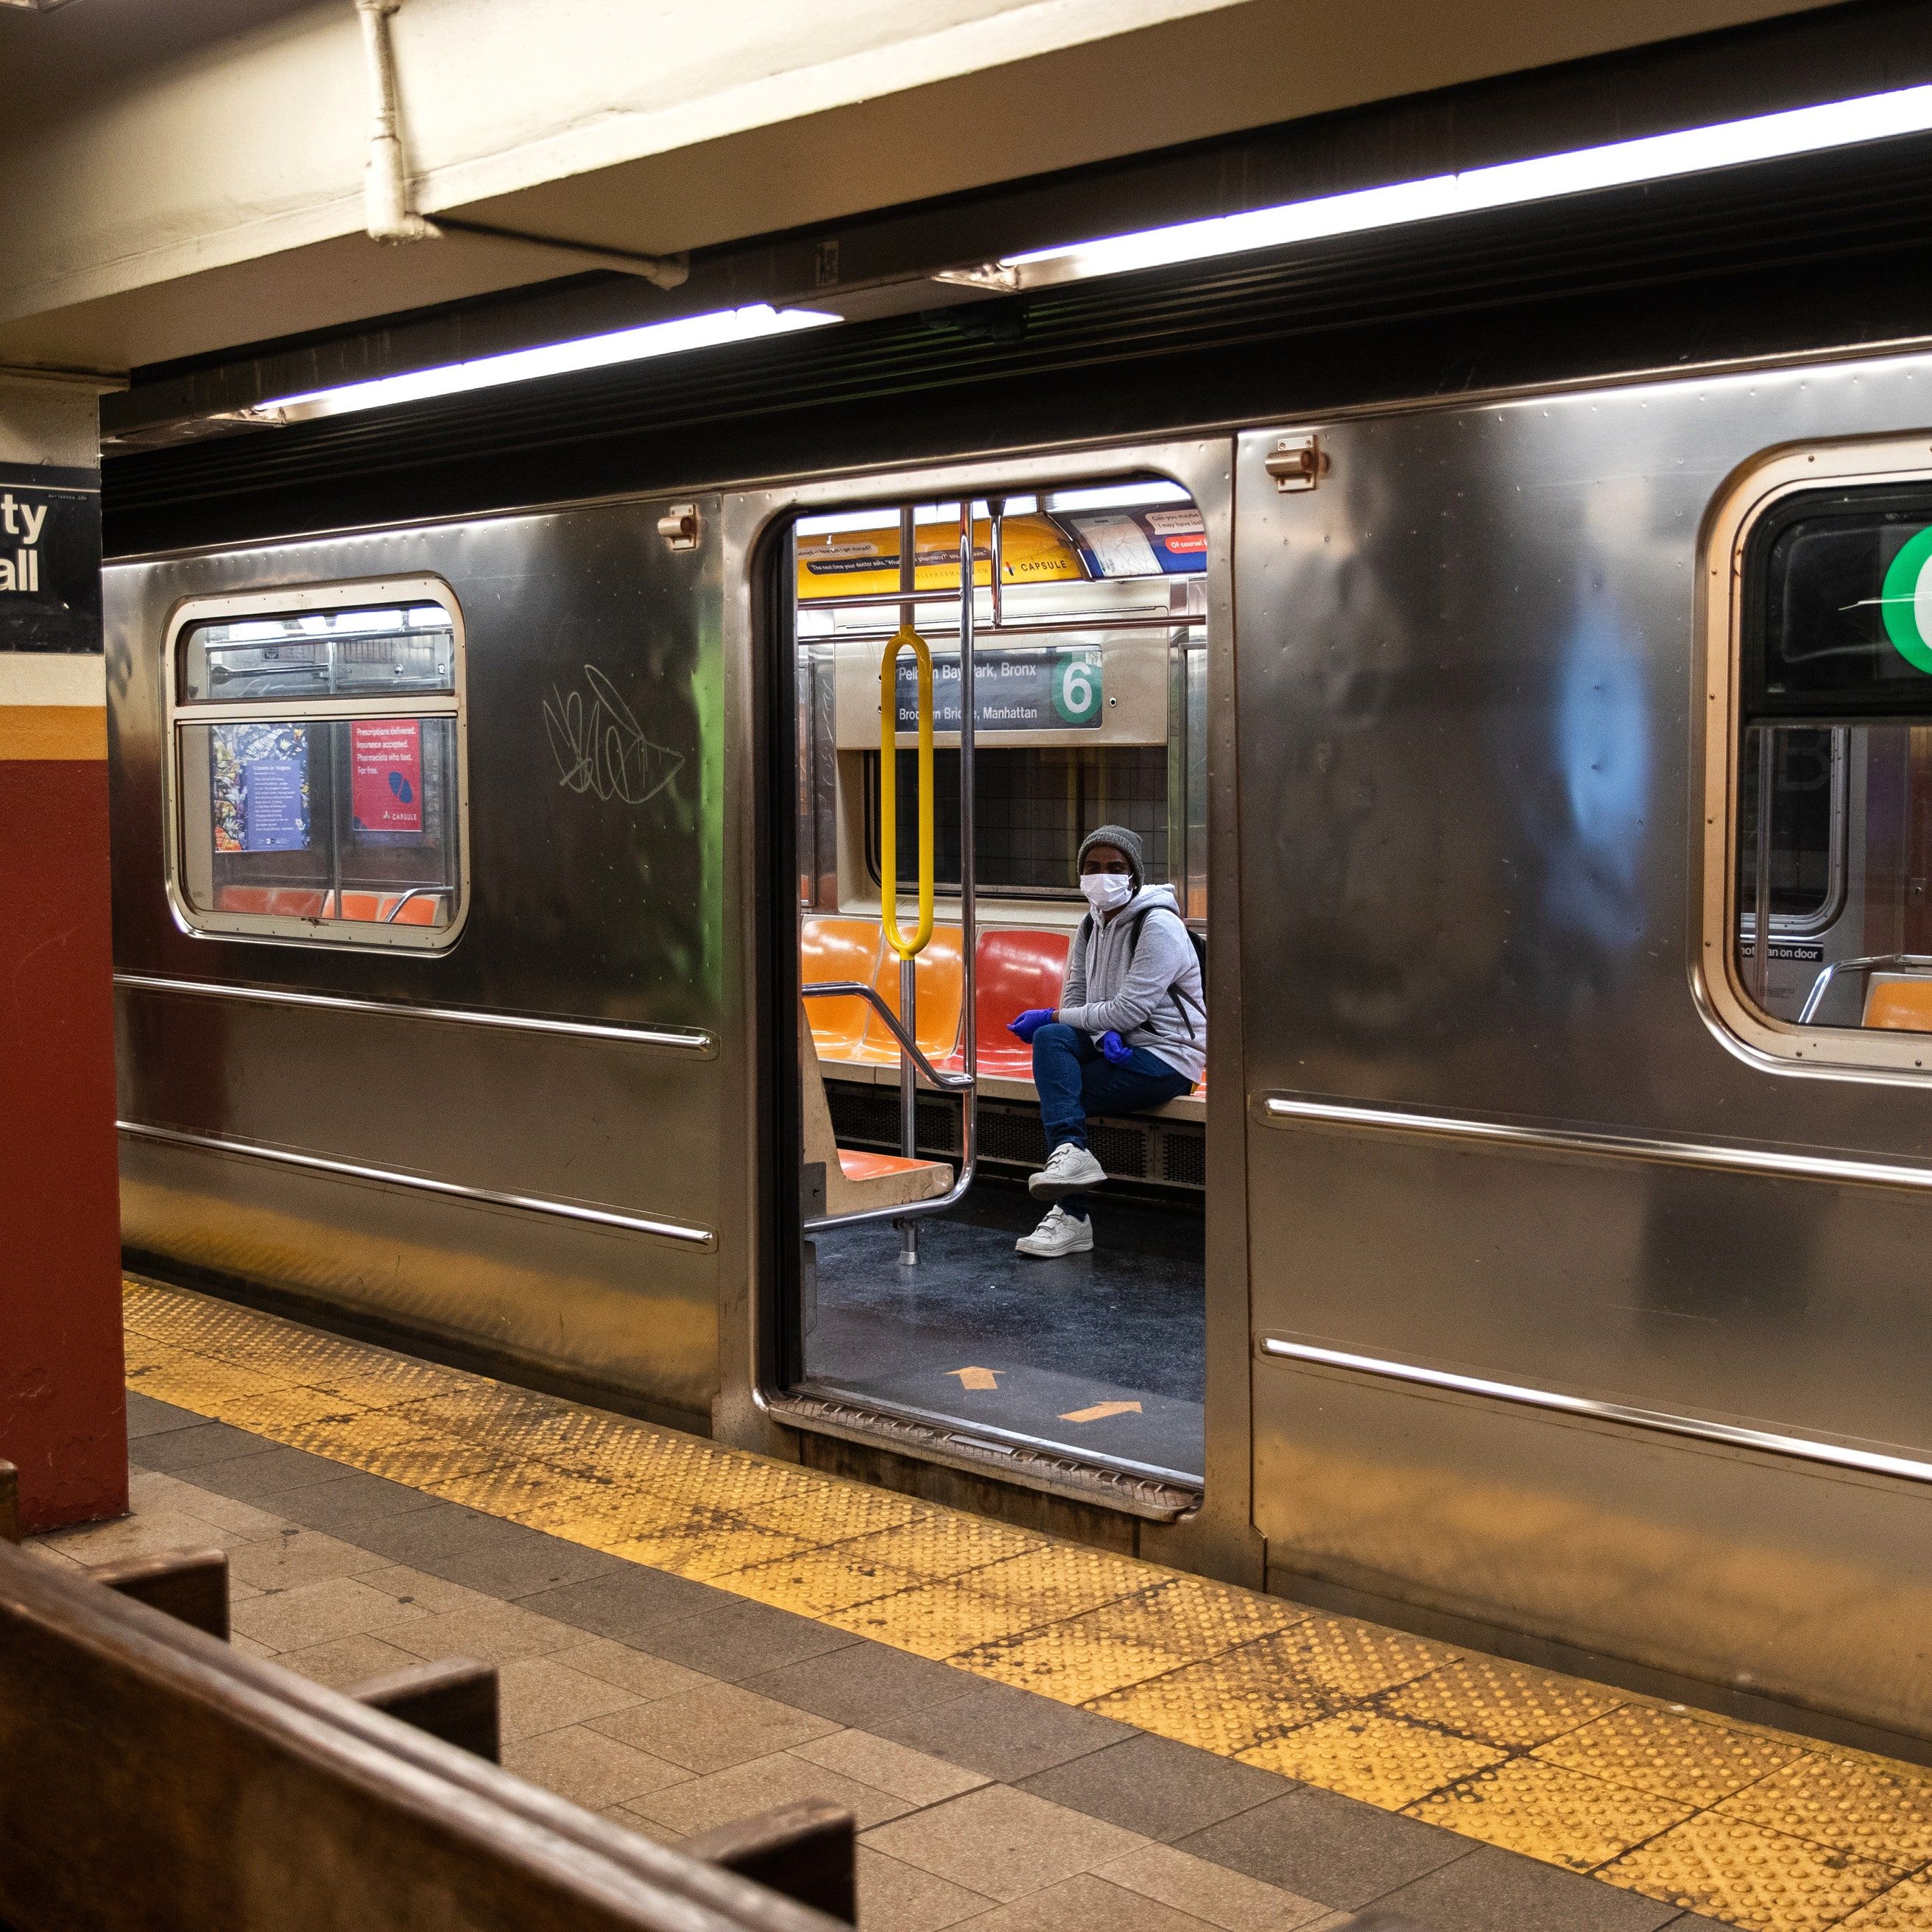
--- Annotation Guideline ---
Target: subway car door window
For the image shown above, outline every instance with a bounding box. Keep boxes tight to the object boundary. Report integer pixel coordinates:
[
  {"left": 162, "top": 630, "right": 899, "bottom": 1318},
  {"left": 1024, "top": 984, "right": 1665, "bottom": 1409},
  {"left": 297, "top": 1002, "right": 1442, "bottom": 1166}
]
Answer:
[
  {"left": 787, "top": 484, "right": 1209, "bottom": 1486},
  {"left": 1727, "top": 479, "right": 1932, "bottom": 1058},
  {"left": 166, "top": 585, "right": 468, "bottom": 950}
]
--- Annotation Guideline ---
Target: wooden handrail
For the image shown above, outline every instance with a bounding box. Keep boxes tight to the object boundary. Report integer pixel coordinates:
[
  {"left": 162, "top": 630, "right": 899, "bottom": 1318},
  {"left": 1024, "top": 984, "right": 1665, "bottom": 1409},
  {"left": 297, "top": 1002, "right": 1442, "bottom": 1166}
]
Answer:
[
  {"left": 344, "top": 1656, "right": 501, "bottom": 1764},
  {"left": 90, "top": 1548, "right": 230, "bottom": 1640},
  {"left": 0, "top": 1537, "right": 854, "bottom": 1931},
  {"left": 686, "top": 1802, "right": 857, "bottom": 1925}
]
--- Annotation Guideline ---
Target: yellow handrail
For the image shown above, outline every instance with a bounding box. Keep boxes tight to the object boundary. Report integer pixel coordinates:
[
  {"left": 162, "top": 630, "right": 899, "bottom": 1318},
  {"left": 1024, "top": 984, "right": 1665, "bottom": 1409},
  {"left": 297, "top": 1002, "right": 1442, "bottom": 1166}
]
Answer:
[{"left": 879, "top": 624, "right": 934, "bottom": 960}]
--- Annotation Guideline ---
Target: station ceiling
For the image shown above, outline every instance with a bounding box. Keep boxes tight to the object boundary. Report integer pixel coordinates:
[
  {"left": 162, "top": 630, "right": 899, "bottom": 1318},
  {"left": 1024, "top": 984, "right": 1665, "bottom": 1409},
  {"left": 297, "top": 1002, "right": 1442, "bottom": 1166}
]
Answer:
[{"left": 0, "top": 0, "right": 1853, "bottom": 385}]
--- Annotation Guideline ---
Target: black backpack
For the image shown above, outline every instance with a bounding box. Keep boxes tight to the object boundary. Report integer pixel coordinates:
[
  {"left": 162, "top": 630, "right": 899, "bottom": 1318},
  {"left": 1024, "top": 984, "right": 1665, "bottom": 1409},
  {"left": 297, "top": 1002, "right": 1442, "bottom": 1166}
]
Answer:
[{"left": 1073, "top": 903, "right": 1208, "bottom": 1037}]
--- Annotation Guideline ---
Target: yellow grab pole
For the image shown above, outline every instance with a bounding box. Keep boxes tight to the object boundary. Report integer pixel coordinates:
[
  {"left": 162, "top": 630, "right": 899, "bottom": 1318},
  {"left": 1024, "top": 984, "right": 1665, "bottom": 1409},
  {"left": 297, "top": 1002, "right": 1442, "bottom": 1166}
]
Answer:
[{"left": 879, "top": 624, "right": 935, "bottom": 961}]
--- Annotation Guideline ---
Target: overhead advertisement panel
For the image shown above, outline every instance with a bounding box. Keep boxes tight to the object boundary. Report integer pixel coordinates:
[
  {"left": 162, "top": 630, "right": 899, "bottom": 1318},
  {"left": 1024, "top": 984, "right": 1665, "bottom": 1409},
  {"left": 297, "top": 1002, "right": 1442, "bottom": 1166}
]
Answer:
[
  {"left": 797, "top": 504, "right": 1207, "bottom": 599},
  {"left": 797, "top": 514, "right": 1084, "bottom": 599},
  {"left": 1054, "top": 506, "right": 1208, "bottom": 578}
]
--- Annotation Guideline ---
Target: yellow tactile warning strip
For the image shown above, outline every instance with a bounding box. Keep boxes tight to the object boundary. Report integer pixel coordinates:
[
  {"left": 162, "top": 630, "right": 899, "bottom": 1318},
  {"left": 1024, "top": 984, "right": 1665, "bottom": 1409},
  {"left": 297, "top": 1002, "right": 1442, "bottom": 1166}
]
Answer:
[{"left": 124, "top": 1279, "right": 1932, "bottom": 1932}]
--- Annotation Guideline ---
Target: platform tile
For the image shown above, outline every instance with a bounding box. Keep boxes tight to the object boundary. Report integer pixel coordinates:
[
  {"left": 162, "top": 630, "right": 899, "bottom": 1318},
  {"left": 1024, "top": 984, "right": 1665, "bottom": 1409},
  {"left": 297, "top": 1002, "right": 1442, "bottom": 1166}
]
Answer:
[
  {"left": 1380, "top": 1654, "right": 1624, "bottom": 1749},
  {"left": 952, "top": 1591, "right": 1204, "bottom": 1704},
  {"left": 1598, "top": 1810, "right": 1903, "bottom": 1932},
  {"left": 1843, "top": 1875, "right": 1932, "bottom": 1928},
  {"left": 1238, "top": 1710, "right": 1508, "bottom": 1810},
  {"left": 1083, "top": 1637, "right": 1336, "bottom": 1758},
  {"left": 713, "top": 1540, "right": 933, "bottom": 1617},
  {"left": 1718, "top": 1752, "right": 1932, "bottom": 1869},
  {"left": 1405, "top": 1757, "right": 1695, "bottom": 1874},
  {"left": 1537, "top": 1704, "right": 1811, "bottom": 1810}
]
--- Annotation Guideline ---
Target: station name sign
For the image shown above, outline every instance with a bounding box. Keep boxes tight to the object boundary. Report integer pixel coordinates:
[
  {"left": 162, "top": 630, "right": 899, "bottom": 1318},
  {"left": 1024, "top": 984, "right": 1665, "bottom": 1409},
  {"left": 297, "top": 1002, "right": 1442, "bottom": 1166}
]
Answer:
[{"left": 0, "top": 462, "right": 102, "bottom": 653}]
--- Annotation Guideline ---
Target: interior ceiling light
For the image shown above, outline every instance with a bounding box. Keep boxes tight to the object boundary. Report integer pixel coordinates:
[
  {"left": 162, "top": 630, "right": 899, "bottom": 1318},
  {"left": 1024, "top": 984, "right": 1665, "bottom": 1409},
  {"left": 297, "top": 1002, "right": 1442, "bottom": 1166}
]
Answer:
[
  {"left": 936, "top": 82, "right": 1932, "bottom": 293},
  {"left": 261, "top": 303, "right": 840, "bottom": 421}
]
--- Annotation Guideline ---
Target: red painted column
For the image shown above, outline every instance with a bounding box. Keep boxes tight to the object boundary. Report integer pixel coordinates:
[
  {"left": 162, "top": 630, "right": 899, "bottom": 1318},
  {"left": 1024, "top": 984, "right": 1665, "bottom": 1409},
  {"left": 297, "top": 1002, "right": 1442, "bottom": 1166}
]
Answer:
[{"left": 0, "top": 376, "right": 126, "bottom": 1532}]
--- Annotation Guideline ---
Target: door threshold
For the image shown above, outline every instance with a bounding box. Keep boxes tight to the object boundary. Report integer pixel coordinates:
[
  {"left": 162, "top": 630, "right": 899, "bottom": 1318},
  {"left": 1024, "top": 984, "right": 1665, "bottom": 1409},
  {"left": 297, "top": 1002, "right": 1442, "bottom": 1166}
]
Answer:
[{"left": 767, "top": 1386, "right": 1202, "bottom": 1521}]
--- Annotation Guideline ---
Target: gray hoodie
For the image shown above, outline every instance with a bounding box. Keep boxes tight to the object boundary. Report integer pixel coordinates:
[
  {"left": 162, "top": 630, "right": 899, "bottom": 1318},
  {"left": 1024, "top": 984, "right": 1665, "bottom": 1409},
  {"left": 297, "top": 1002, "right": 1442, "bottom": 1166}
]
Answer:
[{"left": 1056, "top": 884, "right": 1206, "bottom": 1086}]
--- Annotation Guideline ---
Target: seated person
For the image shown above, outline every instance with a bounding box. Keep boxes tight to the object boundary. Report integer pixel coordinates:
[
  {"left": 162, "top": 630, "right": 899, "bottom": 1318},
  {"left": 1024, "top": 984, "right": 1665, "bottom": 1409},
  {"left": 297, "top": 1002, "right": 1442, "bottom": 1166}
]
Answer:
[{"left": 1006, "top": 825, "right": 1205, "bottom": 1258}]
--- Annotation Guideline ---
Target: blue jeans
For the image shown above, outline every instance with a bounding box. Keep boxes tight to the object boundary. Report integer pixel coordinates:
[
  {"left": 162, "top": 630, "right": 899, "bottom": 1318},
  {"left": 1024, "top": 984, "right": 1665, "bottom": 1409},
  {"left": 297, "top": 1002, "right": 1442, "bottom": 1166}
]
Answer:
[{"left": 1031, "top": 1023, "right": 1193, "bottom": 1219}]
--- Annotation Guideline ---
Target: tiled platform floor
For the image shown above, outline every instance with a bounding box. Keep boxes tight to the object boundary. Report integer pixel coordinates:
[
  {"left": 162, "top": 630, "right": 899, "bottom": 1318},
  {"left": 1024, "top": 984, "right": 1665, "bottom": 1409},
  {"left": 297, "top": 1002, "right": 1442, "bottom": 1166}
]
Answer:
[{"left": 96, "top": 1278, "right": 1932, "bottom": 1932}]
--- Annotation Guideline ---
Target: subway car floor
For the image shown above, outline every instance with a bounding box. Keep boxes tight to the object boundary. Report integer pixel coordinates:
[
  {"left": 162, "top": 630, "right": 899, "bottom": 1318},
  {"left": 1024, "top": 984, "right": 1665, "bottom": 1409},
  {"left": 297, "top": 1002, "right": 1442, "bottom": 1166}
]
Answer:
[
  {"left": 803, "top": 1179, "right": 1205, "bottom": 1480},
  {"left": 87, "top": 1276, "right": 1932, "bottom": 1932}
]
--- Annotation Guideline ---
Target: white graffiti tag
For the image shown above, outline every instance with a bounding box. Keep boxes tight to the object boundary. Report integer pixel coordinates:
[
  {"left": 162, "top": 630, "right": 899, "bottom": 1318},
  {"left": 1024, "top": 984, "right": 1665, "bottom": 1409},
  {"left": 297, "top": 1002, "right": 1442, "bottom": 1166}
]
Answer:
[{"left": 544, "top": 664, "right": 685, "bottom": 805}]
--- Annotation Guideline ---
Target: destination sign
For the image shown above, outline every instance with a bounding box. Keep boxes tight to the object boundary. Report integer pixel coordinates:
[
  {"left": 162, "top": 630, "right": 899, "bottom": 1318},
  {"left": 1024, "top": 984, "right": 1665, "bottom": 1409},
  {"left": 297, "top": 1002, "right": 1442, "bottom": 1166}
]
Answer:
[{"left": 895, "top": 647, "right": 1103, "bottom": 732}]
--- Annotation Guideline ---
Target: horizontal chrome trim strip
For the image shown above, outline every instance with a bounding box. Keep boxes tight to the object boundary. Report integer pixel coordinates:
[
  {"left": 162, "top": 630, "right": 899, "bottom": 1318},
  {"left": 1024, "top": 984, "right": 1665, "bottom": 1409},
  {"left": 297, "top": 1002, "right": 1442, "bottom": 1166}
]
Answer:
[
  {"left": 117, "top": 1119, "right": 715, "bottom": 1249},
  {"left": 1261, "top": 1093, "right": 1932, "bottom": 1192},
  {"left": 114, "top": 973, "right": 715, "bottom": 1054},
  {"left": 1258, "top": 1335, "right": 1932, "bottom": 1487}
]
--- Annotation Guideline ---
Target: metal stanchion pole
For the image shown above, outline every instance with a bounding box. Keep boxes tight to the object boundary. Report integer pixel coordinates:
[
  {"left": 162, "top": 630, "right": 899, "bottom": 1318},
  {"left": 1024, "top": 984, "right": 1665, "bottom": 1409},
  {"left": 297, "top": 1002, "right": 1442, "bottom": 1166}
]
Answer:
[{"left": 898, "top": 504, "right": 920, "bottom": 1267}]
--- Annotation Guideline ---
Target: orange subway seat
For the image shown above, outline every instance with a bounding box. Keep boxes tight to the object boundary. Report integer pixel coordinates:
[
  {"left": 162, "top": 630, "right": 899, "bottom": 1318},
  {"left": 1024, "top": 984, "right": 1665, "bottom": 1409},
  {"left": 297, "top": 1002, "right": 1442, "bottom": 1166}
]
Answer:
[
  {"left": 852, "top": 924, "right": 965, "bottom": 1066},
  {"left": 800, "top": 916, "right": 884, "bottom": 1059},
  {"left": 834, "top": 1149, "right": 945, "bottom": 1183},
  {"left": 943, "top": 928, "right": 1070, "bottom": 1077},
  {"left": 1865, "top": 976, "right": 1932, "bottom": 1033},
  {"left": 214, "top": 885, "right": 330, "bottom": 917}
]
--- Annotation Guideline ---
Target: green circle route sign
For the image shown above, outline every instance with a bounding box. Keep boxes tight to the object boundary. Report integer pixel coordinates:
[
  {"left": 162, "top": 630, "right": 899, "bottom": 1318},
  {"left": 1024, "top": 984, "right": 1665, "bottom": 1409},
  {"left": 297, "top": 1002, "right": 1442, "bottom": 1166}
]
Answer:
[{"left": 1882, "top": 526, "right": 1932, "bottom": 674}]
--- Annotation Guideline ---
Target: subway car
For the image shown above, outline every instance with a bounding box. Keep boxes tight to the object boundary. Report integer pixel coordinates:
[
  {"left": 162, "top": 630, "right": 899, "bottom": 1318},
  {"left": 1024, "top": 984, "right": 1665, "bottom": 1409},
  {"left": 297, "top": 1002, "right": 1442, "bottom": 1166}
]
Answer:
[{"left": 102, "top": 54, "right": 1932, "bottom": 1759}]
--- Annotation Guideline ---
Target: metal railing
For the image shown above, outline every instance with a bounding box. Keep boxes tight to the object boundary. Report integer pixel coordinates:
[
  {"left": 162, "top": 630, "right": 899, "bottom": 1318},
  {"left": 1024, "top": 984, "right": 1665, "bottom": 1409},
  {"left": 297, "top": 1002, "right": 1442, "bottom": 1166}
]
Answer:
[
  {"left": 801, "top": 509, "right": 981, "bottom": 1246},
  {"left": 1797, "top": 952, "right": 1932, "bottom": 1025}
]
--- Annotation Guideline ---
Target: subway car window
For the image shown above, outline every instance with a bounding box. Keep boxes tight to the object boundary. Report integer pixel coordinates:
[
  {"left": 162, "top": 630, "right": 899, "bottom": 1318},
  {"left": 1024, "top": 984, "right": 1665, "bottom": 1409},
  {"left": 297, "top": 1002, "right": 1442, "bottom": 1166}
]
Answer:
[
  {"left": 169, "top": 594, "right": 466, "bottom": 948},
  {"left": 866, "top": 745, "right": 1170, "bottom": 895},
  {"left": 179, "top": 602, "right": 456, "bottom": 703},
  {"left": 1735, "top": 486, "right": 1932, "bottom": 1034}
]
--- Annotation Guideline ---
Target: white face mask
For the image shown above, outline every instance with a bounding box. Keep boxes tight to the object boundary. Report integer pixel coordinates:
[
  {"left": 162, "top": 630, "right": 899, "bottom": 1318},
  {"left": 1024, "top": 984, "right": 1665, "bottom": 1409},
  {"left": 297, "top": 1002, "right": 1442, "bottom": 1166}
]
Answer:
[{"left": 1080, "top": 872, "right": 1134, "bottom": 912}]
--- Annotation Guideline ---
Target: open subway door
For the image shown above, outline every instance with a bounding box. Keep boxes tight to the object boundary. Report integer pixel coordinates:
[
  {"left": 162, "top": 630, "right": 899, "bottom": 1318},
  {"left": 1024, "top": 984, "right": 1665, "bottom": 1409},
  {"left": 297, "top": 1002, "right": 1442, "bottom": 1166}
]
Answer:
[{"left": 778, "top": 480, "right": 1213, "bottom": 1509}]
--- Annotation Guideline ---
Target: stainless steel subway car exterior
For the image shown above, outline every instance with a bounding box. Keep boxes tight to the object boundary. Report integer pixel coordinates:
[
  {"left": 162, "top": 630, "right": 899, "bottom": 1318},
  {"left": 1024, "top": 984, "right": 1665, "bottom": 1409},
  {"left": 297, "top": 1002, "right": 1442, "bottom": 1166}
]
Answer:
[{"left": 106, "top": 255, "right": 1932, "bottom": 1752}]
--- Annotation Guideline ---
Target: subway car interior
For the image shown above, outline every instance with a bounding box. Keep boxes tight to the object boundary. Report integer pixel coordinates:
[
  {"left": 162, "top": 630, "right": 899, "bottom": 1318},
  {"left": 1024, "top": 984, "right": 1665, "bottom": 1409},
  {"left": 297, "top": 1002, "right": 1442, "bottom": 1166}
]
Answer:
[
  {"left": 1738, "top": 493, "right": 1932, "bottom": 1040},
  {"left": 785, "top": 484, "right": 1210, "bottom": 1483}
]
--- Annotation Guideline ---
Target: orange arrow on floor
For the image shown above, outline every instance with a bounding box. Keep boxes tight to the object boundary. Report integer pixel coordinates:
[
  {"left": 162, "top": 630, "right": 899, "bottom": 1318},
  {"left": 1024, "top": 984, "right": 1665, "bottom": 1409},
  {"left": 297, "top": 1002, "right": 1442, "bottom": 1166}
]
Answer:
[
  {"left": 1059, "top": 1400, "right": 1143, "bottom": 1423},
  {"left": 948, "top": 1367, "right": 1001, "bottom": 1390}
]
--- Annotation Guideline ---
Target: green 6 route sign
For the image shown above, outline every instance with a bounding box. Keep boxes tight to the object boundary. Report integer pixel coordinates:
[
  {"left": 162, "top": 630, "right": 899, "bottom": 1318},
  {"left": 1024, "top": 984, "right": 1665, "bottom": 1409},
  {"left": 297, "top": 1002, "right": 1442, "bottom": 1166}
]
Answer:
[{"left": 1051, "top": 649, "right": 1103, "bottom": 725}]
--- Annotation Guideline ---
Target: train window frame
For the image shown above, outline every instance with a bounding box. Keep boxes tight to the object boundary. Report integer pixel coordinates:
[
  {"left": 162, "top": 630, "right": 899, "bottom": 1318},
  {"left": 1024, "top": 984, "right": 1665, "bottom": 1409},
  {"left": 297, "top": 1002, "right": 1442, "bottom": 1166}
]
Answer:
[
  {"left": 161, "top": 577, "right": 472, "bottom": 954},
  {"left": 1733, "top": 727, "right": 1848, "bottom": 938},
  {"left": 1700, "top": 434, "right": 1932, "bottom": 1079}
]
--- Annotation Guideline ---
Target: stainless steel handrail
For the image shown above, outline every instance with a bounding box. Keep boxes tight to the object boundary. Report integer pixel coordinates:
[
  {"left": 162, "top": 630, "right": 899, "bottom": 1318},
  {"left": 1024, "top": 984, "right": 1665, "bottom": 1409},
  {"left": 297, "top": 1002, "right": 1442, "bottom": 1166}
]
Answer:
[
  {"left": 1797, "top": 953, "right": 1932, "bottom": 1025},
  {"left": 800, "top": 509, "right": 982, "bottom": 1239},
  {"left": 800, "top": 982, "right": 971, "bottom": 1092},
  {"left": 382, "top": 884, "right": 446, "bottom": 923}
]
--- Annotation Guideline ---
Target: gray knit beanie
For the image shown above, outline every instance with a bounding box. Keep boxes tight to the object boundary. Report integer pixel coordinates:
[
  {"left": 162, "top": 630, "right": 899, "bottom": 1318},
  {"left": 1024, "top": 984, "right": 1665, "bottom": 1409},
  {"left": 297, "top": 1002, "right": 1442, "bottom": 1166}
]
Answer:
[{"left": 1076, "top": 823, "right": 1145, "bottom": 892}]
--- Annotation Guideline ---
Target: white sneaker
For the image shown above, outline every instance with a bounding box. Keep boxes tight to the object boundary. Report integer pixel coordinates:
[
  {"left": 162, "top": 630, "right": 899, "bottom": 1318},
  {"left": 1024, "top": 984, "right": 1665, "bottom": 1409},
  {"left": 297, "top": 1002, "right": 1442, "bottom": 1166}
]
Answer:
[
  {"left": 1029, "top": 1143, "right": 1107, "bottom": 1199},
  {"left": 1016, "top": 1206, "right": 1094, "bottom": 1257}
]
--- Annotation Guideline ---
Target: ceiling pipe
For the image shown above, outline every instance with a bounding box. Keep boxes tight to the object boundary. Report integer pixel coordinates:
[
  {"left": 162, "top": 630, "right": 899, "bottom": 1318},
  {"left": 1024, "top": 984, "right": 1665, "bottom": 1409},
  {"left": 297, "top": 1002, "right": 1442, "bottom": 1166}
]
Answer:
[
  {"left": 352, "top": 0, "right": 688, "bottom": 285},
  {"left": 354, "top": 0, "right": 440, "bottom": 243}
]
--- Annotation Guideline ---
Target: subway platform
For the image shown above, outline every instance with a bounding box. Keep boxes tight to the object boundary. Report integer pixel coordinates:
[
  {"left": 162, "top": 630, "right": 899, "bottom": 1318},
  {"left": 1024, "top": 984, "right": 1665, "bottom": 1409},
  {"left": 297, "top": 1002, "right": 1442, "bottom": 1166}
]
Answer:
[{"left": 32, "top": 1282, "right": 1932, "bottom": 1932}]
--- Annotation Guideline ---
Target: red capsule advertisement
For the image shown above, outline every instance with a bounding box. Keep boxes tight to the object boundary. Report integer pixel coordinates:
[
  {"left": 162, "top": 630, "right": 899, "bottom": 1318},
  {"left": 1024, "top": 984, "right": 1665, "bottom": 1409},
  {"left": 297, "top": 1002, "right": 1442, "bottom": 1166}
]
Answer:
[{"left": 350, "top": 719, "right": 423, "bottom": 836}]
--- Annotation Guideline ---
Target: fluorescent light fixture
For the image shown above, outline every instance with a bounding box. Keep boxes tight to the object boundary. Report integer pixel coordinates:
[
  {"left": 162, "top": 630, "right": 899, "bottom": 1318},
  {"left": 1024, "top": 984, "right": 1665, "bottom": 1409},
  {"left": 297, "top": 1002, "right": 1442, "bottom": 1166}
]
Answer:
[
  {"left": 1046, "top": 482, "right": 1191, "bottom": 510},
  {"left": 264, "top": 303, "right": 840, "bottom": 421},
  {"left": 797, "top": 504, "right": 972, "bottom": 536},
  {"left": 945, "top": 82, "right": 1932, "bottom": 292}
]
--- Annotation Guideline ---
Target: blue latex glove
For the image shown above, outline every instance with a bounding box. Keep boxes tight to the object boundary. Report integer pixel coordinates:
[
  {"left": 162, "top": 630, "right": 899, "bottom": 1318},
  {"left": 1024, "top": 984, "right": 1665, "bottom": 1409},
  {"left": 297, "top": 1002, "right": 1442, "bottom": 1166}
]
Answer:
[
  {"left": 1008, "top": 1007, "right": 1055, "bottom": 1043},
  {"left": 1099, "top": 1029, "right": 1134, "bottom": 1066}
]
